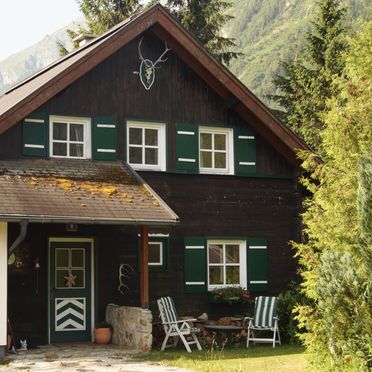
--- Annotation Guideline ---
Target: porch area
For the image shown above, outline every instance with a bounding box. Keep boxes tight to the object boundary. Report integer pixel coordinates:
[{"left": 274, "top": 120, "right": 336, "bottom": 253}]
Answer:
[{"left": 0, "top": 159, "right": 179, "bottom": 357}]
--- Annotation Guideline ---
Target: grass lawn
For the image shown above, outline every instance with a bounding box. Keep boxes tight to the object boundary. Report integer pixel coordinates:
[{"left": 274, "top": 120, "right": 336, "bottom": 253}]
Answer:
[{"left": 135, "top": 344, "right": 313, "bottom": 372}]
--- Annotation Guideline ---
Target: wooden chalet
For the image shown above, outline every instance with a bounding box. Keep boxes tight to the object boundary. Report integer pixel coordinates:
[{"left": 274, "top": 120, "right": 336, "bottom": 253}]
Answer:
[{"left": 0, "top": 4, "right": 309, "bottom": 353}]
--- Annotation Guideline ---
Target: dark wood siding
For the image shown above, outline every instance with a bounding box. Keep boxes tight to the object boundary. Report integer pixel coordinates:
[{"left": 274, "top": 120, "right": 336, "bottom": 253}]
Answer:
[{"left": 0, "top": 31, "right": 293, "bottom": 177}]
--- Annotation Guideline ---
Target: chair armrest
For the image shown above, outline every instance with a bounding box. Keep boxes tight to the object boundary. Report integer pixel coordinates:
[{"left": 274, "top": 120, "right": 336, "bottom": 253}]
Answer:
[
  {"left": 243, "top": 317, "right": 253, "bottom": 321},
  {"left": 162, "top": 319, "right": 196, "bottom": 325}
]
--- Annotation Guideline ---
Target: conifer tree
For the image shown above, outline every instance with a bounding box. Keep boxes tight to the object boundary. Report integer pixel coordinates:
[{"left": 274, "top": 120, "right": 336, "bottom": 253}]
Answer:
[
  {"left": 166, "top": 0, "right": 240, "bottom": 65},
  {"left": 271, "top": 0, "right": 348, "bottom": 153},
  {"left": 78, "top": 0, "right": 140, "bottom": 35}
]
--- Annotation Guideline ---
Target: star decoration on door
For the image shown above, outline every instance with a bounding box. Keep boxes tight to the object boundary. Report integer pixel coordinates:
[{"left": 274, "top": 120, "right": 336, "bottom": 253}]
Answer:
[{"left": 64, "top": 271, "right": 77, "bottom": 288}]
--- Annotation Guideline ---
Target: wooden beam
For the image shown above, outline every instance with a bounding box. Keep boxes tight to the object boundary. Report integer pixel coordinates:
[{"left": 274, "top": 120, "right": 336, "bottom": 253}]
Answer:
[
  {"left": 140, "top": 225, "right": 149, "bottom": 309},
  {"left": 0, "top": 222, "right": 7, "bottom": 357}
]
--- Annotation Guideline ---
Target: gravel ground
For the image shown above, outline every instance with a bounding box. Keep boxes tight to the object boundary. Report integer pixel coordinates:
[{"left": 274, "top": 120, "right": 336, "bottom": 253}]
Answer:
[{"left": 0, "top": 343, "right": 189, "bottom": 372}]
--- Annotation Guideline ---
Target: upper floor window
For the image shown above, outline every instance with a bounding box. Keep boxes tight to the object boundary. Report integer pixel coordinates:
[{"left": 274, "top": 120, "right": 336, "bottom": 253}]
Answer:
[
  {"left": 207, "top": 240, "right": 246, "bottom": 290},
  {"left": 199, "top": 127, "right": 233, "bottom": 175},
  {"left": 50, "top": 116, "right": 91, "bottom": 159},
  {"left": 127, "top": 121, "right": 166, "bottom": 171}
]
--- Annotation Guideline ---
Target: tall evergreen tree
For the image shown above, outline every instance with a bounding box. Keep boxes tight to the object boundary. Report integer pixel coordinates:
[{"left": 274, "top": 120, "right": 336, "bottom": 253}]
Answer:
[
  {"left": 166, "top": 0, "right": 240, "bottom": 65},
  {"left": 78, "top": 0, "right": 139, "bottom": 35},
  {"left": 271, "top": 0, "right": 348, "bottom": 153}
]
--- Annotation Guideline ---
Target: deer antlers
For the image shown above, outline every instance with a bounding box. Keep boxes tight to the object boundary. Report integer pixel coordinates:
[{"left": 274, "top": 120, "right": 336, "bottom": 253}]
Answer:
[{"left": 137, "top": 37, "right": 171, "bottom": 68}]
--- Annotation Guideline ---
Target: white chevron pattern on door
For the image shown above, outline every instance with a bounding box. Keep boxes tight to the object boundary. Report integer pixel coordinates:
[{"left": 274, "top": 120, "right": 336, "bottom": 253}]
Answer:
[{"left": 55, "top": 298, "right": 86, "bottom": 331}]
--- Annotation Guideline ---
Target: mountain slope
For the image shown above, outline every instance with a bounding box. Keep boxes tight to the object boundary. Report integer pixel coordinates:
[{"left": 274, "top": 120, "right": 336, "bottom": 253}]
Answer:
[
  {"left": 0, "top": 19, "right": 84, "bottom": 96},
  {"left": 226, "top": 0, "right": 370, "bottom": 106}
]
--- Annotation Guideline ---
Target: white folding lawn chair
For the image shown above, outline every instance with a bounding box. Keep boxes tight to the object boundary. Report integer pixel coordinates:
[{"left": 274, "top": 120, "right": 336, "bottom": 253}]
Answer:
[
  {"left": 157, "top": 296, "right": 202, "bottom": 353},
  {"left": 245, "top": 296, "right": 281, "bottom": 348}
]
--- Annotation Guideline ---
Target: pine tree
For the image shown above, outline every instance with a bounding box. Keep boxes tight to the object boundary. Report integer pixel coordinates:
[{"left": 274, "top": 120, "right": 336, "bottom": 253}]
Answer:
[
  {"left": 78, "top": 0, "right": 140, "bottom": 35},
  {"left": 271, "top": 0, "right": 348, "bottom": 153},
  {"left": 166, "top": 0, "right": 240, "bottom": 65}
]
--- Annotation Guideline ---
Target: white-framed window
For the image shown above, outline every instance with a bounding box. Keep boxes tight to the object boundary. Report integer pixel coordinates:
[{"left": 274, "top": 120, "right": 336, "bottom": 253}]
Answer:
[
  {"left": 199, "top": 127, "right": 234, "bottom": 174},
  {"left": 127, "top": 121, "right": 166, "bottom": 171},
  {"left": 148, "top": 241, "right": 163, "bottom": 266},
  {"left": 50, "top": 115, "right": 91, "bottom": 159},
  {"left": 207, "top": 240, "right": 246, "bottom": 290}
]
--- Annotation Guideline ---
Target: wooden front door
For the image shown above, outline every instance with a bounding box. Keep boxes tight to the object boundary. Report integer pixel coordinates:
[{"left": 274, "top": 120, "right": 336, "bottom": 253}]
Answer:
[{"left": 49, "top": 240, "right": 93, "bottom": 342}]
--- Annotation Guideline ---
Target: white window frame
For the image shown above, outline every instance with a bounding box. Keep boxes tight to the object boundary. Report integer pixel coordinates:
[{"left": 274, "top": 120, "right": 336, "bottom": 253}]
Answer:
[
  {"left": 207, "top": 240, "right": 246, "bottom": 290},
  {"left": 49, "top": 115, "right": 91, "bottom": 159},
  {"left": 126, "top": 121, "right": 166, "bottom": 171},
  {"left": 199, "top": 127, "right": 234, "bottom": 175},
  {"left": 148, "top": 241, "right": 163, "bottom": 266}
]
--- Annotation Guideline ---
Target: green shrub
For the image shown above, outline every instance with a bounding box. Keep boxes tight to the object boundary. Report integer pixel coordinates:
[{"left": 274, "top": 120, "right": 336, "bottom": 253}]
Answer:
[{"left": 277, "top": 282, "right": 308, "bottom": 344}]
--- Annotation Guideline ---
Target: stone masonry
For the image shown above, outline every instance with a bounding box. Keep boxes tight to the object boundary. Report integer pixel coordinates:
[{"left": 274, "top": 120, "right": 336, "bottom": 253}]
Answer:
[{"left": 106, "top": 304, "right": 152, "bottom": 352}]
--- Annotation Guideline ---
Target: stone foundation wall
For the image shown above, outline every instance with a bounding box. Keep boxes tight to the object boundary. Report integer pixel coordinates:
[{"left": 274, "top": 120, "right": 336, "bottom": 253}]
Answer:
[{"left": 106, "top": 304, "right": 152, "bottom": 352}]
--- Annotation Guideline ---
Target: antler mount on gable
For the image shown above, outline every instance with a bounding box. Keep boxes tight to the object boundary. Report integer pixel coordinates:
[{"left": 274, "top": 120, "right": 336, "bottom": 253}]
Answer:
[{"left": 133, "top": 37, "right": 171, "bottom": 90}]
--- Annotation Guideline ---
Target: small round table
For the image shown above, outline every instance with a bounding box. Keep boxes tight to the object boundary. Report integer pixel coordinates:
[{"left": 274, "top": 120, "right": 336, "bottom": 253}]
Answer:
[{"left": 204, "top": 324, "right": 243, "bottom": 349}]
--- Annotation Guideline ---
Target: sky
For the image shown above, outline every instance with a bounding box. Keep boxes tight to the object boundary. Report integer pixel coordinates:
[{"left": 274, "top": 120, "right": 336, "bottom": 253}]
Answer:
[{"left": 0, "top": 0, "right": 81, "bottom": 61}]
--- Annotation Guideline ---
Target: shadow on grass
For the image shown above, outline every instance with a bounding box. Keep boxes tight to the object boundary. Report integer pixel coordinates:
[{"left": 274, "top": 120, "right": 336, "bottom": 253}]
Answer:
[{"left": 134, "top": 344, "right": 306, "bottom": 362}]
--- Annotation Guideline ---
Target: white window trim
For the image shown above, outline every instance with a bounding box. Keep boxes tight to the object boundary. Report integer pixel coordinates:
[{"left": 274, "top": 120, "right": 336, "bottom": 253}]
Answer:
[
  {"left": 127, "top": 121, "right": 166, "bottom": 171},
  {"left": 49, "top": 115, "right": 91, "bottom": 159},
  {"left": 148, "top": 241, "right": 163, "bottom": 266},
  {"left": 207, "top": 239, "right": 247, "bottom": 290},
  {"left": 199, "top": 127, "right": 234, "bottom": 175}
]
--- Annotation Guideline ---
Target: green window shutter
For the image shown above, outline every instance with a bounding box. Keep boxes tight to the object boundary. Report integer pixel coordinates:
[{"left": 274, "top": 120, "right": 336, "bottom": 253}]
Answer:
[
  {"left": 247, "top": 238, "right": 268, "bottom": 291},
  {"left": 92, "top": 116, "right": 117, "bottom": 160},
  {"left": 22, "top": 112, "right": 48, "bottom": 157},
  {"left": 184, "top": 237, "right": 207, "bottom": 293},
  {"left": 234, "top": 127, "right": 256, "bottom": 175},
  {"left": 176, "top": 124, "right": 199, "bottom": 172}
]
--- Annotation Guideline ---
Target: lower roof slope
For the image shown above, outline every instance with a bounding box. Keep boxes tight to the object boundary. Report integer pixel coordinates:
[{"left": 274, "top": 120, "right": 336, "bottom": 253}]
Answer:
[{"left": 0, "top": 159, "right": 179, "bottom": 225}]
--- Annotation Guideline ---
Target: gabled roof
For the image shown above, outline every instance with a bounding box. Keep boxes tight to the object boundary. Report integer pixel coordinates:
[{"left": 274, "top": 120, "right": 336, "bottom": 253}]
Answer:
[
  {"left": 0, "top": 159, "right": 179, "bottom": 225},
  {"left": 0, "top": 4, "right": 310, "bottom": 166}
]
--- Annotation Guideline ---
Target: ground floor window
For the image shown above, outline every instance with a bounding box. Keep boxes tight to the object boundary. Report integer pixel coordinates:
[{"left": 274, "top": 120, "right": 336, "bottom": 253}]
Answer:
[{"left": 207, "top": 240, "right": 246, "bottom": 290}]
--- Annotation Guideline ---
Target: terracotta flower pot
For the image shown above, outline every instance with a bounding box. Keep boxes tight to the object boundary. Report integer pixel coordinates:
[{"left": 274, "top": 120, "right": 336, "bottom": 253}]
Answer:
[{"left": 94, "top": 327, "right": 112, "bottom": 344}]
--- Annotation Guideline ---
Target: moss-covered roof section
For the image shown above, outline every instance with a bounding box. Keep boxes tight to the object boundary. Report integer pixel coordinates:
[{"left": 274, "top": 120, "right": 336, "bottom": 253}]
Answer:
[{"left": 0, "top": 159, "right": 178, "bottom": 225}]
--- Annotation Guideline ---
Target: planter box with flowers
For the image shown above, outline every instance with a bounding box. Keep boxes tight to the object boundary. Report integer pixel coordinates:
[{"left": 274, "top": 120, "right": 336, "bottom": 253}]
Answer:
[{"left": 208, "top": 286, "right": 251, "bottom": 305}]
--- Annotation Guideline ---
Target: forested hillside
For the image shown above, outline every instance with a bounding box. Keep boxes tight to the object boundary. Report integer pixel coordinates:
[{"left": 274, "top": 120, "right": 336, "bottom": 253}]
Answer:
[{"left": 226, "top": 0, "right": 370, "bottom": 106}]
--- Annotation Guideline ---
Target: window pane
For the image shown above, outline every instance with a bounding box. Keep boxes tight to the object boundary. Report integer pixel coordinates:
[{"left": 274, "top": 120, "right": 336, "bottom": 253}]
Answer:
[
  {"left": 53, "top": 123, "right": 67, "bottom": 140},
  {"left": 226, "top": 245, "right": 240, "bottom": 263},
  {"left": 215, "top": 152, "right": 226, "bottom": 169},
  {"left": 129, "top": 127, "right": 142, "bottom": 145},
  {"left": 53, "top": 142, "right": 67, "bottom": 156},
  {"left": 71, "top": 249, "right": 84, "bottom": 268},
  {"left": 226, "top": 266, "right": 240, "bottom": 285},
  {"left": 200, "top": 151, "right": 212, "bottom": 168},
  {"left": 209, "top": 266, "right": 223, "bottom": 285},
  {"left": 56, "top": 249, "right": 69, "bottom": 268},
  {"left": 145, "top": 129, "right": 158, "bottom": 146},
  {"left": 145, "top": 148, "right": 158, "bottom": 165},
  {"left": 200, "top": 133, "right": 212, "bottom": 149},
  {"left": 70, "top": 144, "right": 84, "bottom": 157},
  {"left": 149, "top": 243, "right": 161, "bottom": 264},
  {"left": 71, "top": 270, "right": 85, "bottom": 287},
  {"left": 129, "top": 147, "right": 142, "bottom": 164},
  {"left": 209, "top": 244, "right": 223, "bottom": 263},
  {"left": 70, "top": 124, "right": 84, "bottom": 141},
  {"left": 214, "top": 134, "right": 226, "bottom": 150},
  {"left": 56, "top": 269, "right": 70, "bottom": 288}
]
